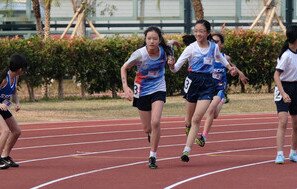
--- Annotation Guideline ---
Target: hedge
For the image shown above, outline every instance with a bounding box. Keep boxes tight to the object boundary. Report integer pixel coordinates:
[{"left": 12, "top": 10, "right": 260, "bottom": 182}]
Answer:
[{"left": 0, "top": 30, "right": 285, "bottom": 101}]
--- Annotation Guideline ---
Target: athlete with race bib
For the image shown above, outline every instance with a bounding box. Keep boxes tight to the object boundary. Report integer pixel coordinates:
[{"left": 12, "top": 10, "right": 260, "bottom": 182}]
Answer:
[
  {"left": 0, "top": 53, "right": 28, "bottom": 169},
  {"left": 195, "top": 33, "right": 248, "bottom": 147},
  {"left": 273, "top": 25, "right": 297, "bottom": 164},
  {"left": 120, "top": 26, "right": 174, "bottom": 169},
  {"left": 168, "top": 20, "right": 237, "bottom": 163}
]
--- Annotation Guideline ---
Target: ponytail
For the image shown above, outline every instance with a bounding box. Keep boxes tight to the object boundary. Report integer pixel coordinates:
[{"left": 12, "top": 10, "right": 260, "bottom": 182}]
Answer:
[
  {"left": 279, "top": 25, "right": 297, "bottom": 59},
  {"left": 182, "top": 34, "right": 196, "bottom": 46},
  {"left": 207, "top": 34, "right": 214, "bottom": 42},
  {"left": 278, "top": 40, "right": 289, "bottom": 59},
  {"left": 161, "top": 43, "right": 174, "bottom": 56},
  {"left": 0, "top": 67, "right": 9, "bottom": 84}
]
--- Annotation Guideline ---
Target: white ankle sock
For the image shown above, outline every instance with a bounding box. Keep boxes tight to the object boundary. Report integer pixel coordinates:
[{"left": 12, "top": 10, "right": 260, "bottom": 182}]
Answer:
[
  {"left": 277, "top": 151, "right": 284, "bottom": 156},
  {"left": 290, "top": 149, "right": 296, "bottom": 155},
  {"left": 149, "top": 151, "right": 157, "bottom": 158},
  {"left": 183, "top": 146, "right": 191, "bottom": 153}
]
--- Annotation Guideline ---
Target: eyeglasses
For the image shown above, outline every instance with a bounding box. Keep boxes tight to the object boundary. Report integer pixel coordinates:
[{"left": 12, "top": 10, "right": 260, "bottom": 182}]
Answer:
[
  {"left": 213, "top": 40, "right": 220, "bottom": 43},
  {"left": 193, "top": 29, "right": 207, "bottom": 34}
]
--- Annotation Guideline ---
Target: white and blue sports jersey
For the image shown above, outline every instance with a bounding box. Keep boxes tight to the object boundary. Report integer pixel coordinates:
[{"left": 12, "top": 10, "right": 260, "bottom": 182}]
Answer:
[
  {"left": 212, "top": 53, "right": 228, "bottom": 91},
  {"left": 123, "top": 46, "right": 167, "bottom": 97},
  {"left": 171, "top": 41, "right": 229, "bottom": 73},
  {"left": 0, "top": 71, "right": 17, "bottom": 103}
]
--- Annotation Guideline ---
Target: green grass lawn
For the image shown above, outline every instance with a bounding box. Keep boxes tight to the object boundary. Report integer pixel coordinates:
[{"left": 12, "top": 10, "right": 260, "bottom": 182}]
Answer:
[{"left": 13, "top": 93, "right": 275, "bottom": 123}]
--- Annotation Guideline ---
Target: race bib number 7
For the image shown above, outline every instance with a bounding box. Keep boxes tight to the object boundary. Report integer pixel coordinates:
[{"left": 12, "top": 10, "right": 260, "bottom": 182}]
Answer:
[
  {"left": 183, "top": 77, "right": 192, "bottom": 94},
  {"left": 134, "top": 83, "right": 140, "bottom": 98},
  {"left": 274, "top": 86, "right": 282, "bottom": 101}
]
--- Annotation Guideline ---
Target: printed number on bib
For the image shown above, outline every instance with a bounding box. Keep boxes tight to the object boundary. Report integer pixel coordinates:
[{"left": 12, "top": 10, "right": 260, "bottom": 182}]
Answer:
[
  {"left": 134, "top": 83, "right": 140, "bottom": 98},
  {"left": 274, "top": 86, "right": 282, "bottom": 101},
  {"left": 203, "top": 57, "right": 213, "bottom": 65},
  {"left": 2, "top": 99, "right": 11, "bottom": 107},
  {"left": 184, "top": 77, "right": 192, "bottom": 94},
  {"left": 212, "top": 72, "right": 222, "bottom": 80}
]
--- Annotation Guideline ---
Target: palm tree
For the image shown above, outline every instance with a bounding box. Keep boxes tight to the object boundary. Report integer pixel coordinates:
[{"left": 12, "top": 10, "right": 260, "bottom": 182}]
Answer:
[
  {"left": 43, "top": 0, "right": 51, "bottom": 39},
  {"left": 70, "top": 0, "right": 87, "bottom": 37},
  {"left": 191, "top": 0, "right": 204, "bottom": 20},
  {"left": 31, "top": 0, "right": 43, "bottom": 36},
  {"left": 157, "top": 0, "right": 204, "bottom": 20},
  {"left": 43, "top": 0, "right": 60, "bottom": 40}
]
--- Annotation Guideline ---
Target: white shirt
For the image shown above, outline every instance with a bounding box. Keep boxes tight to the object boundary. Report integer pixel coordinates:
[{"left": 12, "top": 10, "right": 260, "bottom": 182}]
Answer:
[{"left": 276, "top": 49, "right": 297, "bottom": 82}]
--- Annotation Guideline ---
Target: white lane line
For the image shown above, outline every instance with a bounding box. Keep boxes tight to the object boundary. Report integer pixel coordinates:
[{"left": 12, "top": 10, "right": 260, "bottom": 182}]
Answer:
[
  {"left": 29, "top": 144, "right": 284, "bottom": 189},
  {"left": 18, "top": 134, "right": 293, "bottom": 165},
  {"left": 163, "top": 159, "right": 275, "bottom": 189},
  {"left": 23, "top": 114, "right": 280, "bottom": 188},
  {"left": 19, "top": 122, "right": 277, "bottom": 140},
  {"left": 19, "top": 112, "right": 276, "bottom": 126},
  {"left": 21, "top": 116, "right": 277, "bottom": 132},
  {"left": 15, "top": 132, "right": 288, "bottom": 151},
  {"left": 19, "top": 121, "right": 280, "bottom": 140}
]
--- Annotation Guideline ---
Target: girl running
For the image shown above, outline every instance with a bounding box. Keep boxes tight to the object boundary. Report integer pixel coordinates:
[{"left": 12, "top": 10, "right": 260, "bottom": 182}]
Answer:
[
  {"left": 195, "top": 33, "right": 248, "bottom": 147},
  {"left": 121, "top": 26, "right": 173, "bottom": 169},
  {"left": 274, "top": 25, "right": 297, "bottom": 164},
  {"left": 0, "top": 53, "right": 28, "bottom": 169},
  {"left": 168, "top": 19, "right": 236, "bottom": 162}
]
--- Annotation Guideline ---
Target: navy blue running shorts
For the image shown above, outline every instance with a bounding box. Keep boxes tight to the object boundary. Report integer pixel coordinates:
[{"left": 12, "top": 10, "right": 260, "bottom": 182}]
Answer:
[
  {"left": 183, "top": 72, "right": 215, "bottom": 103},
  {"left": 274, "top": 82, "right": 297, "bottom": 115},
  {"left": 133, "top": 91, "right": 166, "bottom": 111},
  {"left": 0, "top": 109, "right": 13, "bottom": 120}
]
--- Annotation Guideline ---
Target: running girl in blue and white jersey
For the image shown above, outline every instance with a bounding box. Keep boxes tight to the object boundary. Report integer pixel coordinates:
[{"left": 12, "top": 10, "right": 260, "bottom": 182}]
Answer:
[
  {"left": 195, "top": 33, "right": 248, "bottom": 147},
  {"left": 121, "top": 26, "right": 174, "bottom": 169},
  {"left": 168, "top": 20, "right": 237, "bottom": 162},
  {"left": 274, "top": 25, "right": 297, "bottom": 164},
  {"left": 0, "top": 53, "right": 28, "bottom": 169}
]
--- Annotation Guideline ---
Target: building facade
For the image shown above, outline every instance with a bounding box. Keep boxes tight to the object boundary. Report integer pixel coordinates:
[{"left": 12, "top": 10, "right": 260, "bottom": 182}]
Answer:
[{"left": 0, "top": 0, "right": 296, "bottom": 36}]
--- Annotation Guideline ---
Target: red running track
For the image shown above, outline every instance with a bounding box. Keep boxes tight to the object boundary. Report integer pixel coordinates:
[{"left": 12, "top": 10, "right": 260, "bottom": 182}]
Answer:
[{"left": 0, "top": 113, "right": 296, "bottom": 189}]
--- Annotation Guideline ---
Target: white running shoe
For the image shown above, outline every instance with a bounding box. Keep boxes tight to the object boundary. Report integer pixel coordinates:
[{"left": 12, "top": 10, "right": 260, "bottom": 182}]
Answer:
[
  {"left": 275, "top": 154, "right": 285, "bottom": 164},
  {"left": 289, "top": 153, "right": 297, "bottom": 162}
]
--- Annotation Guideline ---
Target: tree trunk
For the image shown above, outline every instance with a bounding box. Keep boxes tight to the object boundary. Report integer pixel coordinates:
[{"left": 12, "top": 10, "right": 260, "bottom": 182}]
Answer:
[
  {"left": 73, "top": 0, "right": 86, "bottom": 37},
  {"left": 267, "top": 81, "right": 272, "bottom": 93},
  {"left": 31, "top": 0, "right": 44, "bottom": 37},
  {"left": 26, "top": 81, "right": 35, "bottom": 101},
  {"left": 191, "top": 0, "right": 204, "bottom": 20},
  {"left": 139, "top": 0, "right": 145, "bottom": 29},
  {"left": 44, "top": 1, "right": 51, "bottom": 40},
  {"left": 58, "top": 77, "right": 64, "bottom": 99},
  {"left": 81, "top": 81, "right": 86, "bottom": 98},
  {"left": 111, "top": 85, "right": 117, "bottom": 98},
  {"left": 240, "top": 82, "right": 246, "bottom": 93},
  {"left": 42, "top": 82, "right": 50, "bottom": 99},
  {"left": 76, "top": 13, "right": 86, "bottom": 36}
]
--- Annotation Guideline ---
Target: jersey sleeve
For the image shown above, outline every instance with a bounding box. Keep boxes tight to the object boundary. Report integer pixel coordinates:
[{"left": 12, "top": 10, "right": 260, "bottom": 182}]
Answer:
[
  {"left": 123, "top": 50, "right": 142, "bottom": 67},
  {"left": 276, "top": 53, "right": 289, "bottom": 72},
  {"left": 172, "top": 45, "right": 192, "bottom": 73},
  {"left": 214, "top": 45, "right": 229, "bottom": 67}
]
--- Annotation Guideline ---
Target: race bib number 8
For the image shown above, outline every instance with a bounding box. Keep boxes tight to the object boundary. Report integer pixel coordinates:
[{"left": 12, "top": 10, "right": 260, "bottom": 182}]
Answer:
[
  {"left": 274, "top": 86, "right": 282, "bottom": 101},
  {"left": 183, "top": 77, "right": 192, "bottom": 94},
  {"left": 134, "top": 83, "right": 140, "bottom": 98}
]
